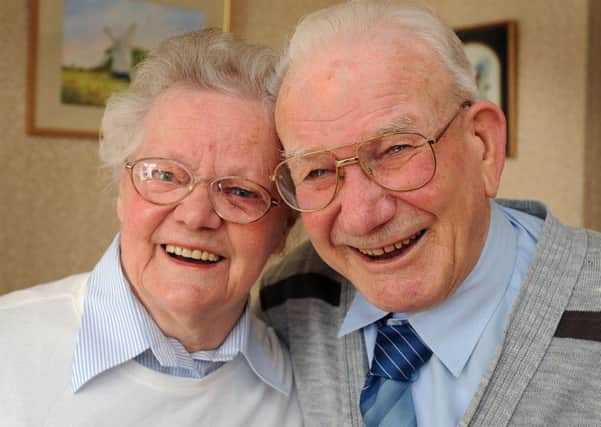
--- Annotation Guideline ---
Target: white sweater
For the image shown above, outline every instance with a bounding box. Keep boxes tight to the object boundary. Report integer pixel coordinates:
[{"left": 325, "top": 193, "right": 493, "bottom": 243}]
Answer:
[{"left": 0, "top": 274, "right": 302, "bottom": 427}]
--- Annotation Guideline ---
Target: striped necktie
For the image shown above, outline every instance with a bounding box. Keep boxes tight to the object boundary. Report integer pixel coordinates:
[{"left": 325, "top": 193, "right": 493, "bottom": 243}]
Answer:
[{"left": 360, "top": 319, "right": 433, "bottom": 427}]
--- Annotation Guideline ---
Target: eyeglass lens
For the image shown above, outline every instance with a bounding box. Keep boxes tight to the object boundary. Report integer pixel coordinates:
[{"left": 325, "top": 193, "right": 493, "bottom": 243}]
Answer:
[
  {"left": 276, "top": 133, "right": 435, "bottom": 211},
  {"left": 129, "top": 158, "right": 273, "bottom": 223}
]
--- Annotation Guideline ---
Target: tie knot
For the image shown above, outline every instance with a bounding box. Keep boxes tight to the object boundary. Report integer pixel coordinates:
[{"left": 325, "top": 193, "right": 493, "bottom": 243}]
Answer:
[{"left": 370, "top": 321, "right": 432, "bottom": 382}]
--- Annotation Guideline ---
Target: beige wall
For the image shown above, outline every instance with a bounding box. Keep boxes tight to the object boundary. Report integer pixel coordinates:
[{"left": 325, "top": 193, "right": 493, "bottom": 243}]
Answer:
[
  {"left": 1, "top": 1, "right": 120, "bottom": 296},
  {"left": 585, "top": 0, "right": 601, "bottom": 230},
  {"left": 434, "top": 0, "right": 589, "bottom": 224},
  {"left": 1, "top": 0, "right": 598, "bottom": 295}
]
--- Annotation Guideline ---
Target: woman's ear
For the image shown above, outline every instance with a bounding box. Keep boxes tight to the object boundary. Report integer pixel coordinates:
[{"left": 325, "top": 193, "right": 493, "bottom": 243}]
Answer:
[
  {"left": 467, "top": 100, "right": 507, "bottom": 197},
  {"left": 116, "top": 175, "right": 128, "bottom": 223},
  {"left": 273, "top": 210, "right": 299, "bottom": 255}
]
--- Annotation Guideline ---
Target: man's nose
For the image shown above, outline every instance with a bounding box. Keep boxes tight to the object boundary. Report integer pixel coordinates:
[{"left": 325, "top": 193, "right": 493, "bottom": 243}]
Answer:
[{"left": 333, "top": 164, "right": 396, "bottom": 235}]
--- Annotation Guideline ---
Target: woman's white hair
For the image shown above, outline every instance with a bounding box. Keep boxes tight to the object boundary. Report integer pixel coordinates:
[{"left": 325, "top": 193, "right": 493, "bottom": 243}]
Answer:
[
  {"left": 100, "top": 28, "right": 278, "bottom": 180},
  {"left": 271, "top": 0, "right": 477, "bottom": 102}
]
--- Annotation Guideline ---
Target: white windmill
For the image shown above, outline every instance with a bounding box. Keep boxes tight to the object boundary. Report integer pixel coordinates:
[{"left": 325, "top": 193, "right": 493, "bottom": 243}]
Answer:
[{"left": 103, "top": 23, "right": 137, "bottom": 80}]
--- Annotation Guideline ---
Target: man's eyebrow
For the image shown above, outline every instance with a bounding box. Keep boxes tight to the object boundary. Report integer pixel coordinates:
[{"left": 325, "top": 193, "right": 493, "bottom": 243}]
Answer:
[
  {"left": 280, "top": 116, "right": 421, "bottom": 158},
  {"left": 281, "top": 146, "right": 320, "bottom": 158},
  {"left": 376, "top": 116, "right": 419, "bottom": 135}
]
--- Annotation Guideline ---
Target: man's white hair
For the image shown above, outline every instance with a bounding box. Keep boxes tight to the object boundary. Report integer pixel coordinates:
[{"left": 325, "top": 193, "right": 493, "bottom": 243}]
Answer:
[
  {"left": 100, "top": 29, "right": 278, "bottom": 181},
  {"left": 270, "top": 0, "right": 478, "bottom": 102}
]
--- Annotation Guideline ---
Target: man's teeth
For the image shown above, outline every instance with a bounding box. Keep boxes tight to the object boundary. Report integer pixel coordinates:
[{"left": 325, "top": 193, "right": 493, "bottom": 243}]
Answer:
[
  {"left": 358, "top": 230, "right": 423, "bottom": 256},
  {"left": 165, "top": 245, "right": 220, "bottom": 262}
]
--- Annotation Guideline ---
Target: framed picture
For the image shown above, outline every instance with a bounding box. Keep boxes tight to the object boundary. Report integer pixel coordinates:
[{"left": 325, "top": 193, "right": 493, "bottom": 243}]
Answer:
[
  {"left": 27, "top": 0, "right": 231, "bottom": 139},
  {"left": 455, "top": 21, "right": 517, "bottom": 157}
]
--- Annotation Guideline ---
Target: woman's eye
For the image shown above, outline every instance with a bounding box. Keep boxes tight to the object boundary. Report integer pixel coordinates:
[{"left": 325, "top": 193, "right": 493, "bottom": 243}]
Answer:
[
  {"left": 152, "top": 170, "right": 176, "bottom": 182},
  {"left": 225, "top": 187, "right": 258, "bottom": 199}
]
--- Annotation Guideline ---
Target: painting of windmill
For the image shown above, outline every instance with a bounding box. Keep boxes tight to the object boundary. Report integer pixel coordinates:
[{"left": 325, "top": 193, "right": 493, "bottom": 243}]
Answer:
[{"left": 61, "top": 0, "right": 203, "bottom": 107}]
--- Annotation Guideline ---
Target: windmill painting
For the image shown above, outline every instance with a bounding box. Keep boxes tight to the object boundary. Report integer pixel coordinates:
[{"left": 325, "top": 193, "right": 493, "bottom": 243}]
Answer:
[
  {"left": 103, "top": 23, "right": 137, "bottom": 81},
  {"left": 61, "top": 0, "right": 203, "bottom": 107}
]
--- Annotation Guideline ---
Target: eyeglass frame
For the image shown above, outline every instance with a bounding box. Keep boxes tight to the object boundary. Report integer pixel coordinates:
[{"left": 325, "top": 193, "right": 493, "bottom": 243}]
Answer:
[
  {"left": 270, "top": 100, "right": 473, "bottom": 213},
  {"left": 124, "top": 157, "right": 280, "bottom": 224}
]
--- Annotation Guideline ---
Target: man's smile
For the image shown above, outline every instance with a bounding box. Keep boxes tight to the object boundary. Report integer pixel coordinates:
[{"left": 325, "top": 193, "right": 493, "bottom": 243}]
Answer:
[{"left": 354, "top": 229, "right": 427, "bottom": 260}]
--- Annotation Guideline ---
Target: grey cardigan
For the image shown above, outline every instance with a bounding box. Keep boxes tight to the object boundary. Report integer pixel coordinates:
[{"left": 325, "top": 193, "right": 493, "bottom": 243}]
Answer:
[{"left": 260, "top": 199, "right": 601, "bottom": 426}]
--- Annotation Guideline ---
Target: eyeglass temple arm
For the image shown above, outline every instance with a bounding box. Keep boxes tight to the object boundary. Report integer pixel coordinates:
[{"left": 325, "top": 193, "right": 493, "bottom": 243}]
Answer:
[{"left": 429, "top": 100, "right": 473, "bottom": 145}]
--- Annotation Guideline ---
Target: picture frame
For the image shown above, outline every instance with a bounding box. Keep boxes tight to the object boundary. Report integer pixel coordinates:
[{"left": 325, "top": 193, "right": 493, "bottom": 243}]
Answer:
[
  {"left": 455, "top": 21, "right": 517, "bottom": 158},
  {"left": 27, "top": 0, "right": 231, "bottom": 139}
]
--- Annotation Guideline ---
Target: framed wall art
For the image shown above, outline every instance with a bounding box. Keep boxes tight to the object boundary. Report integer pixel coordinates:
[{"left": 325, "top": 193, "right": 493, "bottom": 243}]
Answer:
[
  {"left": 27, "top": 0, "right": 231, "bottom": 139},
  {"left": 456, "top": 21, "right": 518, "bottom": 157}
]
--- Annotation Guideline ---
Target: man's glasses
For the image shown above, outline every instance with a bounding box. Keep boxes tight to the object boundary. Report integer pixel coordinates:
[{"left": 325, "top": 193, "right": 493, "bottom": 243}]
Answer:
[
  {"left": 271, "top": 101, "right": 472, "bottom": 212},
  {"left": 125, "top": 157, "right": 279, "bottom": 224}
]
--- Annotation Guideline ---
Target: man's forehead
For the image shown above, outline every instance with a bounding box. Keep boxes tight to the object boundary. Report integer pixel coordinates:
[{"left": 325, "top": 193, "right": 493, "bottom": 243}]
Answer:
[
  {"left": 278, "top": 35, "right": 444, "bottom": 109},
  {"left": 274, "top": 27, "right": 453, "bottom": 157},
  {"left": 285, "top": 27, "right": 436, "bottom": 76}
]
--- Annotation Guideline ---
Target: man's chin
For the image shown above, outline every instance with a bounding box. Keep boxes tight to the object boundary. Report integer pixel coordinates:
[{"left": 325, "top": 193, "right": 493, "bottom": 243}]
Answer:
[{"left": 355, "top": 278, "right": 430, "bottom": 313}]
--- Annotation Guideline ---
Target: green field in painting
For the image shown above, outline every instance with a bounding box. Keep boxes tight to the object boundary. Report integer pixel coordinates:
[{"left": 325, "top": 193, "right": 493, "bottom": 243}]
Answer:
[{"left": 61, "top": 69, "right": 129, "bottom": 107}]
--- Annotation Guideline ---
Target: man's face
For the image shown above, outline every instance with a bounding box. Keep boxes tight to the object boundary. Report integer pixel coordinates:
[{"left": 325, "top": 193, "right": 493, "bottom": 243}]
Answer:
[
  {"left": 117, "top": 85, "right": 288, "bottom": 323},
  {"left": 276, "top": 32, "right": 502, "bottom": 313}
]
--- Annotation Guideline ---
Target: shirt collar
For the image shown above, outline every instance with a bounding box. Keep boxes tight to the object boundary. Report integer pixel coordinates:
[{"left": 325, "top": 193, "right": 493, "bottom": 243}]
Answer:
[
  {"left": 239, "top": 307, "right": 293, "bottom": 396},
  {"left": 188, "top": 306, "right": 291, "bottom": 395},
  {"left": 71, "top": 235, "right": 149, "bottom": 391},
  {"left": 72, "top": 235, "right": 289, "bottom": 395},
  {"left": 339, "top": 200, "right": 517, "bottom": 377}
]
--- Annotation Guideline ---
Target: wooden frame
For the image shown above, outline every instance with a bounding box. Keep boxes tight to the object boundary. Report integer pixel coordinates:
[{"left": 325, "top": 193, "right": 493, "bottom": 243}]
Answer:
[
  {"left": 456, "top": 21, "right": 518, "bottom": 157},
  {"left": 27, "top": 0, "right": 231, "bottom": 139}
]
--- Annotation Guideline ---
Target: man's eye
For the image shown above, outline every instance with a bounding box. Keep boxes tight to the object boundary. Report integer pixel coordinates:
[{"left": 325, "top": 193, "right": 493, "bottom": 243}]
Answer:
[
  {"left": 386, "top": 144, "right": 411, "bottom": 154},
  {"left": 305, "top": 168, "right": 333, "bottom": 180}
]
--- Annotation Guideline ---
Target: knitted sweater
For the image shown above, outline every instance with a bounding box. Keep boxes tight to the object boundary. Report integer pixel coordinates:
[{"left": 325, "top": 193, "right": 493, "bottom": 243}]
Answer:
[{"left": 260, "top": 199, "right": 601, "bottom": 426}]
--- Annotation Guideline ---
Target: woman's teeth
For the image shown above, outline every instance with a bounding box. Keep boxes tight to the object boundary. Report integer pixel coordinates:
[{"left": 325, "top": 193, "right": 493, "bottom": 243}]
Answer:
[{"left": 165, "top": 244, "right": 220, "bottom": 262}]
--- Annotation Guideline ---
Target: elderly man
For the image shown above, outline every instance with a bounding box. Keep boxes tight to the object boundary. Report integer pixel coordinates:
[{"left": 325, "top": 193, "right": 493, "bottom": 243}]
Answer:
[{"left": 260, "top": 1, "right": 601, "bottom": 426}]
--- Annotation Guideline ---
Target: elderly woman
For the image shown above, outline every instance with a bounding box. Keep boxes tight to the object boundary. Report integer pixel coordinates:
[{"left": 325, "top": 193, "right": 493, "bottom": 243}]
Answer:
[{"left": 0, "top": 29, "right": 301, "bottom": 426}]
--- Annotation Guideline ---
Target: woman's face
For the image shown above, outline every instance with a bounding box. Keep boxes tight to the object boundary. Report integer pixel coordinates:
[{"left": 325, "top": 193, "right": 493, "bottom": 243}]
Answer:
[{"left": 117, "top": 85, "right": 288, "bottom": 323}]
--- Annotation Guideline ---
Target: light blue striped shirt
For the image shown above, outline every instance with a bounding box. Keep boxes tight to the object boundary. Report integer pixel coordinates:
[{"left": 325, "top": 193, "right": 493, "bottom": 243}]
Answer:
[
  {"left": 339, "top": 200, "right": 544, "bottom": 426},
  {"left": 72, "top": 235, "right": 286, "bottom": 394}
]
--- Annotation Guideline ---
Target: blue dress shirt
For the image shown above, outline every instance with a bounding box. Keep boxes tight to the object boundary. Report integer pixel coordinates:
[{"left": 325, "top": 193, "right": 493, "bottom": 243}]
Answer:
[
  {"left": 72, "top": 235, "right": 286, "bottom": 395},
  {"left": 339, "top": 200, "right": 544, "bottom": 426}
]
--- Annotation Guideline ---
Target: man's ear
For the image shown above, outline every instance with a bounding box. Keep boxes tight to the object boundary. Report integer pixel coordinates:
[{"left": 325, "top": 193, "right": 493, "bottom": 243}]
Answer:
[{"left": 468, "top": 101, "right": 507, "bottom": 197}]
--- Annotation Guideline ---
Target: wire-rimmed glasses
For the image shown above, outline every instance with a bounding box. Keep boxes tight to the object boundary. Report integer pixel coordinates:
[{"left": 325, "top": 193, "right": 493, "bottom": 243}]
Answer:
[
  {"left": 271, "top": 101, "right": 472, "bottom": 212},
  {"left": 125, "top": 157, "right": 279, "bottom": 224}
]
